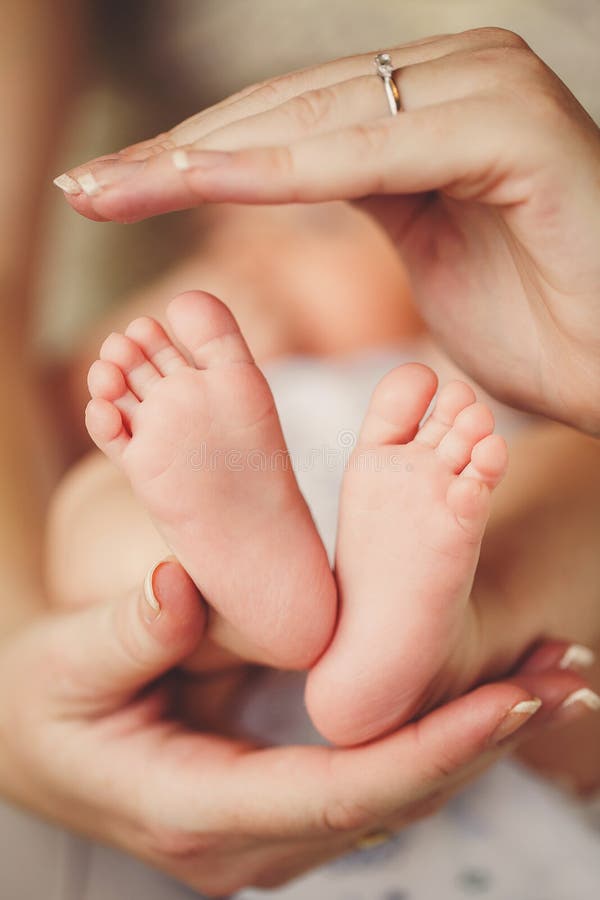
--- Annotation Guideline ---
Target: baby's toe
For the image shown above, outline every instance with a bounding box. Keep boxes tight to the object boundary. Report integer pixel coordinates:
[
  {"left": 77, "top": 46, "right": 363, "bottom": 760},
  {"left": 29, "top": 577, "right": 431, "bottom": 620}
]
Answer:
[
  {"left": 124, "top": 317, "right": 187, "bottom": 375},
  {"left": 446, "top": 477, "right": 492, "bottom": 539},
  {"left": 461, "top": 433, "right": 508, "bottom": 489},
  {"left": 166, "top": 291, "right": 254, "bottom": 369},
  {"left": 359, "top": 363, "right": 438, "bottom": 446},
  {"left": 100, "top": 332, "right": 162, "bottom": 400},
  {"left": 87, "top": 358, "right": 139, "bottom": 428},
  {"left": 436, "top": 402, "right": 495, "bottom": 473},
  {"left": 85, "top": 398, "right": 129, "bottom": 462},
  {"left": 415, "top": 380, "right": 476, "bottom": 449}
]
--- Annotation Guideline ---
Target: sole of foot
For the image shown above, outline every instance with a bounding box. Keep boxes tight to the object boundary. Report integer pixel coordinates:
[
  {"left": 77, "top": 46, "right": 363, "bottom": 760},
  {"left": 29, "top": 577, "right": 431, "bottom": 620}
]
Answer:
[
  {"left": 306, "top": 363, "right": 508, "bottom": 745},
  {"left": 86, "top": 290, "right": 336, "bottom": 669}
]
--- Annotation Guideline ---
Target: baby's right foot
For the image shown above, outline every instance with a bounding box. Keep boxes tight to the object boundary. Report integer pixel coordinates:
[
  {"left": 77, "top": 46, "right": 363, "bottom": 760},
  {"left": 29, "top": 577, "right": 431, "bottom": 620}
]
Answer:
[{"left": 85, "top": 291, "right": 336, "bottom": 668}]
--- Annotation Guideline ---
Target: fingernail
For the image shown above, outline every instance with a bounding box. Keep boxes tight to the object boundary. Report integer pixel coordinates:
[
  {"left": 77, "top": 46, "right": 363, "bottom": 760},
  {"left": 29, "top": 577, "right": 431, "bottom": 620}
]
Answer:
[
  {"left": 561, "top": 688, "right": 600, "bottom": 711},
  {"left": 559, "top": 644, "right": 596, "bottom": 671},
  {"left": 78, "top": 172, "right": 102, "bottom": 197},
  {"left": 53, "top": 173, "right": 82, "bottom": 195},
  {"left": 172, "top": 149, "right": 232, "bottom": 172},
  {"left": 76, "top": 159, "right": 146, "bottom": 196},
  {"left": 490, "top": 697, "right": 542, "bottom": 745},
  {"left": 143, "top": 560, "right": 163, "bottom": 620}
]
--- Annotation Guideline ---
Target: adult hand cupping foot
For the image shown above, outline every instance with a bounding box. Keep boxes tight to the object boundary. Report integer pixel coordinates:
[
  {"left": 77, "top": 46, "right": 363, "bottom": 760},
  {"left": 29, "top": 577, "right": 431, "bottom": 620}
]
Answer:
[
  {"left": 55, "top": 27, "right": 600, "bottom": 434},
  {"left": 0, "top": 560, "right": 596, "bottom": 897}
]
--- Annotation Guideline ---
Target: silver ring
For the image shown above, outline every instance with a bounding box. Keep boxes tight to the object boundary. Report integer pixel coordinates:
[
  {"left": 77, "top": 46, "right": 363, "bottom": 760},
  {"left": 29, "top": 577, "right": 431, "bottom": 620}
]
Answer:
[{"left": 373, "top": 53, "right": 401, "bottom": 116}]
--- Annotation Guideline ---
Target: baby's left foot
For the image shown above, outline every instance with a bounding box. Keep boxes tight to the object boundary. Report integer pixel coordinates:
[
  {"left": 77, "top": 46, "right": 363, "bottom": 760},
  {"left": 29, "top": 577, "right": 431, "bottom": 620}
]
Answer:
[
  {"left": 306, "top": 364, "right": 508, "bottom": 745},
  {"left": 85, "top": 291, "right": 336, "bottom": 670}
]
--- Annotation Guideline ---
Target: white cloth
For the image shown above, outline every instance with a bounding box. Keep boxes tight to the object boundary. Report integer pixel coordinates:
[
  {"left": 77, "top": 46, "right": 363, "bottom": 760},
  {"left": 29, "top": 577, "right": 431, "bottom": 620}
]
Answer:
[{"left": 2, "top": 348, "right": 599, "bottom": 899}]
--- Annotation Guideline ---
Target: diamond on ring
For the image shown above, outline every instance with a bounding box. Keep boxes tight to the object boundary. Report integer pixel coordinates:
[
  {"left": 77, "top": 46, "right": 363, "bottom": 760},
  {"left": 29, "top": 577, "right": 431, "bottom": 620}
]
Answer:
[
  {"left": 373, "top": 52, "right": 401, "bottom": 116},
  {"left": 374, "top": 52, "right": 394, "bottom": 78}
]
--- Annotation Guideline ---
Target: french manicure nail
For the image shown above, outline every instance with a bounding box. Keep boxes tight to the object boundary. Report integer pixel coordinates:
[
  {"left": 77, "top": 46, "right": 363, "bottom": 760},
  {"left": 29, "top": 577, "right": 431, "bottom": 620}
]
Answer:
[
  {"left": 76, "top": 159, "right": 147, "bottom": 196},
  {"left": 561, "top": 688, "right": 600, "bottom": 711},
  {"left": 559, "top": 644, "right": 596, "bottom": 671},
  {"left": 53, "top": 173, "right": 82, "bottom": 195},
  {"left": 172, "top": 148, "right": 232, "bottom": 172},
  {"left": 143, "top": 560, "right": 162, "bottom": 620},
  {"left": 78, "top": 172, "right": 102, "bottom": 197},
  {"left": 490, "top": 697, "right": 542, "bottom": 745}
]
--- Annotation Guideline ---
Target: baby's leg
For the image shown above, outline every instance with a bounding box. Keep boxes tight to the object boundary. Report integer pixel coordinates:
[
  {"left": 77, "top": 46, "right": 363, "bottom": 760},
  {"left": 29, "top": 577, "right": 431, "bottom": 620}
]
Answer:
[{"left": 47, "top": 452, "right": 165, "bottom": 609}]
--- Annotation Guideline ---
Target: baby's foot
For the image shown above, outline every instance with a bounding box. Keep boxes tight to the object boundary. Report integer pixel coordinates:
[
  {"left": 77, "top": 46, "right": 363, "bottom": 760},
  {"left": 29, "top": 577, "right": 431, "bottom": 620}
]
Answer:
[
  {"left": 85, "top": 290, "right": 336, "bottom": 668},
  {"left": 306, "top": 364, "right": 508, "bottom": 745}
]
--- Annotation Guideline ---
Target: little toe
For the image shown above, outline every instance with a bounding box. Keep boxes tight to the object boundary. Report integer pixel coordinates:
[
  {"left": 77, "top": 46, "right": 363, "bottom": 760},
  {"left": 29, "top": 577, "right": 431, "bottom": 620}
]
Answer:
[
  {"left": 87, "top": 359, "right": 139, "bottom": 429},
  {"left": 359, "top": 363, "right": 438, "bottom": 446},
  {"left": 436, "top": 402, "right": 495, "bottom": 473},
  {"left": 85, "top": 398, "right": 129, "bottom": 462},
  {"left": 166, "top": 290, "right": 254, "bottom": 369},
  {"left": 446, "top": 477, "right": 492, "bottom": 538},
  {"left": 415, "top": 380, "right": 477, "bottom": 449},
  {"left": 461, "top": 433, "right": 508, "bottom": 489},
  {"left": 124, "top": 317, "right": 188, "bottom": 375},
  {"left": 100, "top": 332, "right": 161, "bottom": 399}
]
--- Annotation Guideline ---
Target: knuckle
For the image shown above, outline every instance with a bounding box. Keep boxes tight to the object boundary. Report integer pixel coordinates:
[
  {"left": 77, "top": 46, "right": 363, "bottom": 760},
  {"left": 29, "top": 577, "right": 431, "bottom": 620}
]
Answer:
[
  {"left": 351, "top": 120, "right": 393, "bottom": 159},
  {"left": 142, "top": 823, "right": 218, "bottom": 863},
  {"left": 411, "top": 719, "right": 458, "bottom": 781},
  {"left": 268, "top": 145, "right": 298, "bottom": 189},
  {"left": 468, "top": 26, "right": 529, "bottom": 50},
  {"left": 321, "top": 794, "right": 375, "bottom": 835},
  {"left": 149, "top": 134, "right": 176, "bottom": 155},
  {"left": 526, "top": 88, "right": 567, "bottom": 132},
  {"left": 288, "top": 86, "right": 336, "bottom": 130},
  {"left": 470, "top": 43, "right": 536, "bottom": 75},
  {"left": 254, "top": 76, "right": 291, "bottom": 109}
]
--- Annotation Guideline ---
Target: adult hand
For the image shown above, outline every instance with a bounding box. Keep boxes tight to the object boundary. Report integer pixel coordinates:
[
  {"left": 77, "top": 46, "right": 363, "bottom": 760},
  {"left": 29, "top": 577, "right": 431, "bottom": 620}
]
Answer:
[
  {"left": 56, "top": 27, "right": 600, "bottom": 434},
  {"left": 0, "top": 561, "right": 594, "bottom": 896}
]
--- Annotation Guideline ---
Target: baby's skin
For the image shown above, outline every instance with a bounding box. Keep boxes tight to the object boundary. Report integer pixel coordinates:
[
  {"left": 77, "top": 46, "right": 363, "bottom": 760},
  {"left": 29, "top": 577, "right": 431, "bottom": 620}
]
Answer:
[
  {"left": 86, "top": 290, "right": 508, "bottom": 746},
  {"left": 86, "top": 290, "right": 336, "bottom": 670}
]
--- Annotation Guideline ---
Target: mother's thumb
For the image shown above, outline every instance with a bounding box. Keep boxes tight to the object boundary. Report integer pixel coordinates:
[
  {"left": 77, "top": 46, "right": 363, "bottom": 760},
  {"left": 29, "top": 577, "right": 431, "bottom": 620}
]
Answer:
[{"left": 47, "top": 560, "right": 206, "bottom": 713}]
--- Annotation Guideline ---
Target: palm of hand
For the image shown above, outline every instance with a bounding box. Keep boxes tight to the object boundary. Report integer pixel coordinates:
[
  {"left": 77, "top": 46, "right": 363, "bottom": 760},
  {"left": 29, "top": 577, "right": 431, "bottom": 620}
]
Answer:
[{"left": 369, "top": 191, "right": 597, "bottom": 431}]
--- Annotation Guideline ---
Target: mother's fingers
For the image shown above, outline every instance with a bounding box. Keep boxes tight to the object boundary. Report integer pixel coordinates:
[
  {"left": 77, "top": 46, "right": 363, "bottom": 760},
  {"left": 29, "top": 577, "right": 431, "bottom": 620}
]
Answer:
[
  {"left": 163, "top": 678, "right": 550, "bottom": 842},
  {"left": 150, "top": 31, "right": 467, "bottom": 151},
  {"left": 159, "top": 667, "right": 594, "bottom": 861},
  {"left": 192, "top": 75, "right": 392, "bottom": 153},
  {"left": 68, "top": 32, "right": 458, "bottom": 168},
  {"left": 358, "top": 665, "right": 597, "bottom": 838},
  {"left": 126, "top": 28, "right": 530, "bottom": 156},
  {"left": 55, "top": 27, "right": 532, "bottom": 222},
  {"left": 164, "top": 668, "right": 568, "bottom": 898},
  {"left": 517, "top": 639, "right": 596, "bottom": 675},
  {"left": 77, "top": 93, "right": 505, "bottom": 225},
  {"left": 186, "top": 40, "right": 530, "bottom": 155}
]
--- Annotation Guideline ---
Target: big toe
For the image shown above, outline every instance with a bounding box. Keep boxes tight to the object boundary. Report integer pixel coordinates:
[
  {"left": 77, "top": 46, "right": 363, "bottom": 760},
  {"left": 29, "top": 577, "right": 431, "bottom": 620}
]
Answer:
[
  {"left": 359, "top": 363, "right": 439, "bottom": 446},
  {"left": 166, "top": 291, "right": 254, "bottom": 369}
]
